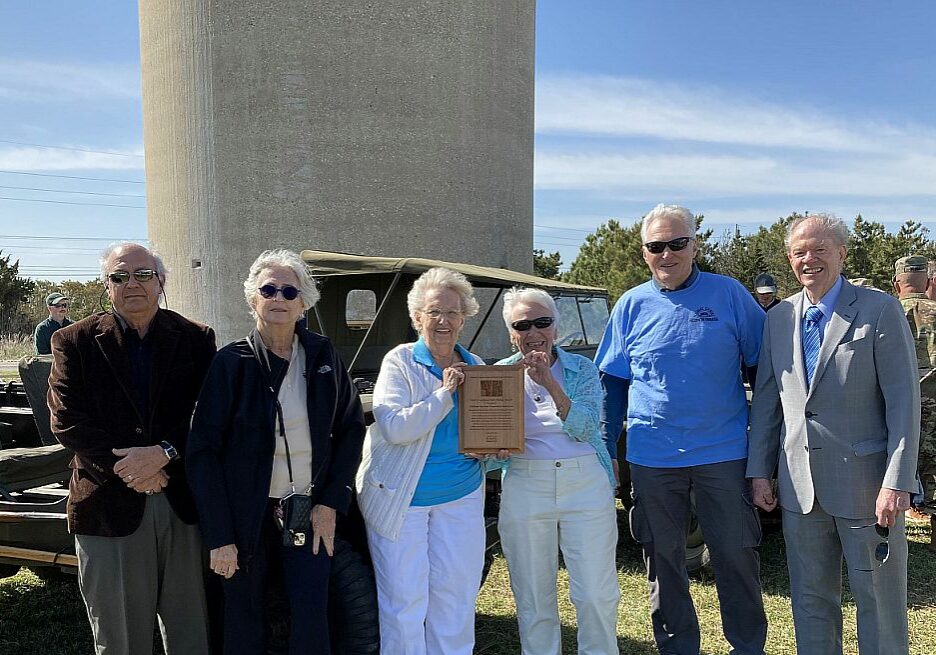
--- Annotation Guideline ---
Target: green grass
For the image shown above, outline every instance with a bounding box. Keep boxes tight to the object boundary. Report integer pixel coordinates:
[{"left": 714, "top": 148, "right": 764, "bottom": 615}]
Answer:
[
  {"left": 2, "top": 512, "right": 935, "bottom": 655},
  {"left": 0, "top": 334, "right": 31, "bottom": 363}
]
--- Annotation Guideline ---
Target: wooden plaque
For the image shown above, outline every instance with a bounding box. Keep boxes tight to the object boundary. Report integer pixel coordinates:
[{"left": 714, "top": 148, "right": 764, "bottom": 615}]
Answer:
[{"left": 458, "top": 365, "right": 525, "bottom": 453}]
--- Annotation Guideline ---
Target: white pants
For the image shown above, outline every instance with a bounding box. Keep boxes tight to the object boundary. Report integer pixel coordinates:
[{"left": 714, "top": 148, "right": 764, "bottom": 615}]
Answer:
[
  {"left": 499, "top": 454, "right": 620, "bottom": 655},
  {"left": 366, "top": 484, "right": 484, "bottom": 655}
]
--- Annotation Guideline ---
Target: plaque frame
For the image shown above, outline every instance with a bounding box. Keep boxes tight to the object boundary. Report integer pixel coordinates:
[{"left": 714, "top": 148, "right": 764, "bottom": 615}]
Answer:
[{"left": 458, "top": 364, "right": 525, "bottom": 454}]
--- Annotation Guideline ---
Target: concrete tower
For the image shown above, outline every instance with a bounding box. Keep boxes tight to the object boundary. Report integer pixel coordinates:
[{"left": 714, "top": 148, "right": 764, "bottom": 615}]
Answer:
[{"left": 139, "top": 1, "right": 534, "bottom": 344}]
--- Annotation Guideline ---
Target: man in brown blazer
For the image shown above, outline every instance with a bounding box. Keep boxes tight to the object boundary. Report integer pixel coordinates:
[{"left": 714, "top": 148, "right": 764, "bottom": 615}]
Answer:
[{"left": 48, "top": 242, "right": 216, "bottom": 653}]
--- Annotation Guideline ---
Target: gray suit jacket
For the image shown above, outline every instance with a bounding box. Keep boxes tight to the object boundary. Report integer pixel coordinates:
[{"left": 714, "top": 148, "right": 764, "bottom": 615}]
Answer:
[{"left": 747, "top": 279, "right": 920, "bottom": 519}]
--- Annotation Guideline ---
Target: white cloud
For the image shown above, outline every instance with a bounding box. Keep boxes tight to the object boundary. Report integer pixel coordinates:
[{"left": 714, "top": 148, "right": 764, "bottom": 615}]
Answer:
[
  {"left": 0, "top": 146, "right": 145, "bottom": 171},
  {"left": 535, "top": 150, "right": 936, "bottom": 198},
  {"left": 536, "top": 75, "right": 936, "bottom": 154},
  {"left": 0, "top": 59, "right": 140, "bottom": 102}
]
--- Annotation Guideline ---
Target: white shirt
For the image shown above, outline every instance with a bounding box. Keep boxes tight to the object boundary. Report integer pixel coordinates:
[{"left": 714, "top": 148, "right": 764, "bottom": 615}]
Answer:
[
  {"left": 516, "top": 359, "right": 593, "bottom": 460},
  {"left": 269, "top": 337, "right": 314, "bottom": 498}
]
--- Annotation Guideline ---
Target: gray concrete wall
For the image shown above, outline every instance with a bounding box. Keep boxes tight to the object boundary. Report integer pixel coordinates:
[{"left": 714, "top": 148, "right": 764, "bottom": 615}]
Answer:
[{"left": 139, "top": 1, "right": 535, "bottom": 345}]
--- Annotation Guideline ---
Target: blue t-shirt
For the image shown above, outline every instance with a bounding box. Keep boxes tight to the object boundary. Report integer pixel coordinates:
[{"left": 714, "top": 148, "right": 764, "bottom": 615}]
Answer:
[
  {"left": 595, "top": 272, "right": 765, "bottom": 467},
  {"left": 410, "top": 338, "right": 483, "bottom": 506}
]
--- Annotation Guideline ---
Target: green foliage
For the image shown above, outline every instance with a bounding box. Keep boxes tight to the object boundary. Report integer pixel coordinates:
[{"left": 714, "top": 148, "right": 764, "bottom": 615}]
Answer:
[
  {"left": 563, "top": 215, "right": 715, "bottom": 303},
  {"left": 22, "top": 279, "right": 106, "bottom": 329},
  {"left": 566, "top": 212, "right": 936, "bottom": 301},
  {"left": 533, "top": 249, "right": 562, "bottom": 280},
  {"left": 0, "top": 252, "right": 36, "bottom": 335}
]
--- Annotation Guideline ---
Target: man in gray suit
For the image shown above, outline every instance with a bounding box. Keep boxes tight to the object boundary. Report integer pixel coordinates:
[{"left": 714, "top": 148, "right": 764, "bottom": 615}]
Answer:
[{"left": 748, "top": 213, "right": 919, "bottom": 655}]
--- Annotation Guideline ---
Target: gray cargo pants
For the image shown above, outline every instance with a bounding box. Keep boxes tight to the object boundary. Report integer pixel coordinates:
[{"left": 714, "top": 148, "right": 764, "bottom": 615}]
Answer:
[{"left": 629, "top": 459, "right": 767, "bottom": 655}]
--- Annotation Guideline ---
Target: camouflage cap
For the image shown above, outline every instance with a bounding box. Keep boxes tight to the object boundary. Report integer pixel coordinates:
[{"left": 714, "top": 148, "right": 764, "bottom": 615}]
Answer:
[
  {"left": 895, "top": 255, "right": 930, "bottom": 274},
  {"left": 849, "top": 278, "right": 884, "bottom": 292},
  {"left": 753, "top": 272, "right": 777, "bottom": 293}
]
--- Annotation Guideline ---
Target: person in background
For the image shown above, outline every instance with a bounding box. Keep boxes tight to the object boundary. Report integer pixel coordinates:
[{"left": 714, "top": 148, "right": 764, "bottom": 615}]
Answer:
[
  {"left": 892, "top": 255, "right": 936, "bottom": 550},
  {"left": 48, "top": 242, "right": 216, "bottom": 653},
  {"left": 356, "top": 267, "right": 486, "bottom": 655},
  {"left": 34, "top": 292, "right": 72, "bottom": 355},
  {"left": 597, "top": 203, "right": 768, "bottom": 655},
  {"left": 495, "top": 286, "right": 619, "bottom": 655},
  {"left": 753, "top": 273, "right": 780, "bottom": 311},
  {"left": 748, "top": 214, "right": 919, "bottom": 655},
  {"left": 187, "top": 249, "right": 365, "bottom": 654}
]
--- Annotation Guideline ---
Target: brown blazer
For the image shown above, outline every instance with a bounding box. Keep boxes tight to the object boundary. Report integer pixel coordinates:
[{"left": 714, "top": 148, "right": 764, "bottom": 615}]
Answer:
[{"left": 48, "top": 309, "right": 216, "bottom": 537}]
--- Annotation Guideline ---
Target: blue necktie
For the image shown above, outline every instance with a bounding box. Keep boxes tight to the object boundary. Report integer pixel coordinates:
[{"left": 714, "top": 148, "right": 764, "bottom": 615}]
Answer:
[{"left": 803, "top": 305, "right": 824, "bottom": 387}]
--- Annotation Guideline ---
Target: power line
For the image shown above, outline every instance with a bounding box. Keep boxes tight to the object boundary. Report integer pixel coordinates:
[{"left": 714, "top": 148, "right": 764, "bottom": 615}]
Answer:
[
  {"left": 0, "top": 196, "right": 145, "bottom": 209},
  {"left": 0, "top": 185, "right": 145, "bottom": 199},
  {"left": 0, "top": 234, "right": 147, "bottom": 242},
  {"left": 0, "top": 170, "right": 144, "bottom": 184},
  {"left": 534, "top": 225, "right": 596, "bottom": 234},
  {"left": 0, "top": 139, "right": 144, "bottom": 158},
  {"left": 0, "top": 244, "right": 104, "bottom": 253}
]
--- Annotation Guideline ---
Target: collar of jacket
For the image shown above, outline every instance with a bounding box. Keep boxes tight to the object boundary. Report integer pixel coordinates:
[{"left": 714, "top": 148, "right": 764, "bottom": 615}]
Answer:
[{"left": 248, "top": 324, "right": 327, "bottom": 369}]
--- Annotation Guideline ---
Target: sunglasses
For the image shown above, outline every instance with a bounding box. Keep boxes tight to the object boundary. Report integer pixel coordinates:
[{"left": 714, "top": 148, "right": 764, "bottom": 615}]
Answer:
[
  {"left": 107, "top": 269, "right": 156, "bottom": 284},
  {"left": 848, "top": 523, "right": 889, "bottom": 565},
  {"left": 258, "top": 284, "right": 301, "bottom": 301},
  {"left": 643, "top": 237, "right": 695, "bottom": 254},
  {"left": 511, "top": 316, "right": 555, "bottom": 332},
  {"left": 52, "top": 303, "right": 68, "bottom": 309}
]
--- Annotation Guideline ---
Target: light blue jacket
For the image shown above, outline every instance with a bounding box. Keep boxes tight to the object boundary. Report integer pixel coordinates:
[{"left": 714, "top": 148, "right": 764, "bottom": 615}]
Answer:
[{"left": 495, "top": 346, "right": 616, "bottom": 487}]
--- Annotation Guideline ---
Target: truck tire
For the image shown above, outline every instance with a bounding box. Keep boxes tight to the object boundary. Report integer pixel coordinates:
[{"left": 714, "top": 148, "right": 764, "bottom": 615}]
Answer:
[{"left": 327, "top": 538, "right": 380, "bottom": 654}]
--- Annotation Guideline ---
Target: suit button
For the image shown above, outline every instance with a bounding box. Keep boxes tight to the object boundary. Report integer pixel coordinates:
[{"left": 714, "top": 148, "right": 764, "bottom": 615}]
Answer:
[
  {"left": 135, "top": 427, "right": 142, "bottom": 434},
  {"left": 805, "top": 411, "right": 815, "bottom": 418}
]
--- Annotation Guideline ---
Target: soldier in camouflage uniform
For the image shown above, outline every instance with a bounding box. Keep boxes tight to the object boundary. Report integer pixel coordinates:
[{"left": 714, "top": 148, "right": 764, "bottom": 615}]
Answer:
[{"left": 894, "top": 255, "right": 936, "bottom": 549}]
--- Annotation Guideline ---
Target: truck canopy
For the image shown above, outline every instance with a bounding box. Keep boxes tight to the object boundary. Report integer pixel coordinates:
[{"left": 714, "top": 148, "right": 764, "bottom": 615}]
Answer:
[{"left": 300, "top": 250, "right": 604, "bottom": 295}]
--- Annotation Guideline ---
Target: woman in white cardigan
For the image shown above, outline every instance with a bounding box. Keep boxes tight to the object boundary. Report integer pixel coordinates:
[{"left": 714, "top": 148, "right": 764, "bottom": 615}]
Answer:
[{"left": 356, "top": 267, "right": 486, "bottom": 655}]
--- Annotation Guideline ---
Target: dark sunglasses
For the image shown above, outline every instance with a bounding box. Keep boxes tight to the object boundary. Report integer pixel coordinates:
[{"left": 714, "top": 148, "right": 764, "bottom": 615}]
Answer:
[
  {"left": 52, "top": 303, "right": 68, "bottom": 309},
  {"left": 849, "top": 523, "right": 889, "bottom": 565},
  {"left": 511, "top": 316, "right": 555, "bottom": 332},
  {"left": 643, "top": 237, "right": 694, "bottom": 254},
  {"left": 107, "top": 269, "right": 156, "bottom": 284},
  {"left": 258, "top": 284, "right": 301, "bottom": 301}
]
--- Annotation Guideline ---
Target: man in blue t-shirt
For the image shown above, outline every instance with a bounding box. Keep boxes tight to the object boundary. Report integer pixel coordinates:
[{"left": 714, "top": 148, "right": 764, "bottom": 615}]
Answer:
[{"left": 596, "top": 203, "right": 768, "bottom": 655}]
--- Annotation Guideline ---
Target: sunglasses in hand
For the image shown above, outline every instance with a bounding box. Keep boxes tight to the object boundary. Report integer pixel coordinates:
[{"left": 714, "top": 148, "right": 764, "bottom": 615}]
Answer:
[{"left": 848, "top": 522, "right": 889, "bottom": 565}]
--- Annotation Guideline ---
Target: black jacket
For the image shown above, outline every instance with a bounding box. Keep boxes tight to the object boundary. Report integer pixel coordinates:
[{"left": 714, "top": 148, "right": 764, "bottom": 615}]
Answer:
[{"left": 186, "top": 325, "right": 365, "bottom": 555}]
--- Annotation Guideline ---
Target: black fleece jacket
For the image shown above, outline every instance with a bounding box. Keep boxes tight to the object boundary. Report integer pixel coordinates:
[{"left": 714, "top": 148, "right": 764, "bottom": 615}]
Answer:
[{"left": 186, "top": 325, "right": 365, "bottom": 555}]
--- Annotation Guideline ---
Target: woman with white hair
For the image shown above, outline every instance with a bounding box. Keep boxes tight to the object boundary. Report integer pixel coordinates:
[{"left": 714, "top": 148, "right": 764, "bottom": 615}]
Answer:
[
  {"left": 187, "top": 249, "right": 366, "bottom": 654},
  {"left": 356, "top": 266, "right": 486, "bottom": 655},
  {"left": 495, "top": 286, "right": 620, "bottom": 655}
]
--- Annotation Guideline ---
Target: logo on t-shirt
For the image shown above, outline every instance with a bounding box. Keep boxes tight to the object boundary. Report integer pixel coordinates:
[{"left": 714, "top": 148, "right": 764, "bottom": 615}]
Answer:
[{"left": 690, "top": 307, "right": 719, "bottom": 322}]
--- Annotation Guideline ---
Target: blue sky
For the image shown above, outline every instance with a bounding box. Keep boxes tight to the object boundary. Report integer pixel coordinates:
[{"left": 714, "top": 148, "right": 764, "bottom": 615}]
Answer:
[{"left": 2, "top": 2, "right": 935, "bottom": 278}]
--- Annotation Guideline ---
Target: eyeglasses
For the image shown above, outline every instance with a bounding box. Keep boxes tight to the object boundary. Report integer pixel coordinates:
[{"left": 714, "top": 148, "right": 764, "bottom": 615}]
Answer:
[
  {"left": 421, "top": 309, "right": 463, "bottom": 321},
  {"left": 107, "top": 269, "right": 156, "bottom": 284},
  {"left": 258, "top": 284, "right": 301, "bottom": 301},
  {"left": 848, "top": 523, "right": 889, "bottom": 565},
  {"left": 511, "top": 316, "right": 555, "bottom": 332},
  {"left": 643, "top": 237, "right": 695, "bottom": 254},
  {"left": 52, "top": 303, "right": 68, "bottom": 309}
]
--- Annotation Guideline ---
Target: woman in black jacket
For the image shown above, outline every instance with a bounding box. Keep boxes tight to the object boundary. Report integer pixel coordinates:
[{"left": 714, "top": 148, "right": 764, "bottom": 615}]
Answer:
[{"left": 187, "top": 249, "right": 365, "bottom": 655}]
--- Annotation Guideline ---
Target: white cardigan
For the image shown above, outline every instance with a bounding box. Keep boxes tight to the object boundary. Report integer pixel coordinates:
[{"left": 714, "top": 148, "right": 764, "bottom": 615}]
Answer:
[{"left": 355, "top": 342, "right": 483, "bottom": 540}]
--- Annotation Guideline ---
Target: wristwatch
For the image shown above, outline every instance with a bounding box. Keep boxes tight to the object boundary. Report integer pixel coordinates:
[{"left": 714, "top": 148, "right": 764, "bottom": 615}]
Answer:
[{"left": 160, "top": 440, "right": 180, "bottom": 462}]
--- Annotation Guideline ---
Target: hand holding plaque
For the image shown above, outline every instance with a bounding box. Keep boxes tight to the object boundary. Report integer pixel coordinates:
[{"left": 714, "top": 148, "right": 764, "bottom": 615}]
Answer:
[{"left": 458, "top": 365, "right": 524, "bottom": 454}]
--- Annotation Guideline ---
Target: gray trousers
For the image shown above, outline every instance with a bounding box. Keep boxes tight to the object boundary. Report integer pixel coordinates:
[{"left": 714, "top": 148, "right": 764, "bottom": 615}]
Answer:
[
  {"left": 782, "top": 502, "right": 909, "bottom": 655},
  {"left": 75, "top": 493, "right": 210, "bottom": 654},
  {"left": 629, "top": 460, "right": 767, "bottom": 655}
]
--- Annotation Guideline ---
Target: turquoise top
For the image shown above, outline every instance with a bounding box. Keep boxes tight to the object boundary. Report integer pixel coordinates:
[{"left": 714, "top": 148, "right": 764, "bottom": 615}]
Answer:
[{"left": 410, "top": 338, "right": 483, "bottom": 506}]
